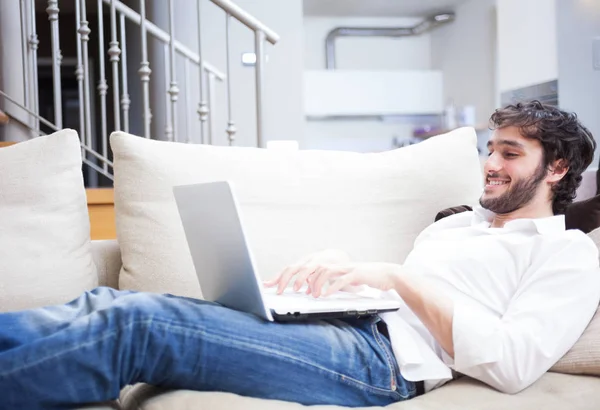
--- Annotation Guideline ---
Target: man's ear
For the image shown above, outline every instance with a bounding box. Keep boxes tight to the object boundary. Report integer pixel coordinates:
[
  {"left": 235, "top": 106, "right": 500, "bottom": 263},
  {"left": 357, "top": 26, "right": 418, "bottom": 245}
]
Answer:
[{"left": 547, "top": 159, "right": 569, "bottom": 183}]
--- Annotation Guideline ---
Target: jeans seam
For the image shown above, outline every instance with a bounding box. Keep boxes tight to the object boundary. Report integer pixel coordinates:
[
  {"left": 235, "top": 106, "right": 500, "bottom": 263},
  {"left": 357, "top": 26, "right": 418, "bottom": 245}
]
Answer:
[
  {"left": 371, "top": 320, "right": 414, "bottom": 399},
  {"left": 151, "top": 318, "right": 403, "bottom": 398},
  {"left": 0, "top": 316, "right": 403, "bottom": 401},
  {"left": 0, "top": 320, "right": 144, "bottom": 377}
]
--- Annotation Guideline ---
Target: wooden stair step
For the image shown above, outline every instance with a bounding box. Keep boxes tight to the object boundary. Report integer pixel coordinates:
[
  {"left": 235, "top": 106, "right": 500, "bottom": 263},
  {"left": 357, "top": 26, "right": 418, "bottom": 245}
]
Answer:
[
  {"left": 0, "top": 109, "right": 8, "bottom": 124},
  {"left": 86, "top": 188, "right": 116, "bottom": 240}
]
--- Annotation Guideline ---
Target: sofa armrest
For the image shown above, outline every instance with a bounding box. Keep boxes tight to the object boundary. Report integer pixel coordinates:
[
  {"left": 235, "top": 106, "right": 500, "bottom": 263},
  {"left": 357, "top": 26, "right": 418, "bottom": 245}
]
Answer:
[{"left": 91, "top": 239, "right": 121, "bottom": 289}]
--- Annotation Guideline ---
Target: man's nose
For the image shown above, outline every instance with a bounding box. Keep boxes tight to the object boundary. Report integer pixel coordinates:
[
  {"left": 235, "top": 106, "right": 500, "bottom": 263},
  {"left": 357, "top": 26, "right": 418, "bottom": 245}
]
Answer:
[{"left": 485, "top": 152, "right": 502, "bottom": 173}]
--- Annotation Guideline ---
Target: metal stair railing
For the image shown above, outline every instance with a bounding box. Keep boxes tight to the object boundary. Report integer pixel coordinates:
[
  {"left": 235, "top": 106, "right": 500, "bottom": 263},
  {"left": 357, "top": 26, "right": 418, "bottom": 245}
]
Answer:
[
  {"left": 2, "top": 0, "right": 279, "bottom": 185},
  {"left": 0, "top": 89, "right": 114, "bottom": 181}
]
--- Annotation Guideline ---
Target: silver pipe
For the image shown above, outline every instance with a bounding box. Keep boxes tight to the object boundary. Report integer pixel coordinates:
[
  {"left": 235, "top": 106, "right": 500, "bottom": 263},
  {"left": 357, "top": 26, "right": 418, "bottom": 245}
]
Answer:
[
  {"left": 325, "top": 13, "right": 455, "bottom": 70},
  {"left": 206, "top": 71, "right": 216, "bottom": 145},
  {"left": 119, "top": 13, "right": 130, "bottom": 133},
  {"left": 196, "top": 0, "right": 207, "bottom": 143},
  {"left": 105, "top": 0, "right": 225, "bottom": 80},
  {"left": 138, "top": 0, "right": 151, "bottom": 138},
  {"left": 47, "top": 0, "right": 63, "bottom": 128},
  {"left": 28, "top": 0, "right": 39, "bottom": 132},
  {"left": 75, "top": 0, "right": 86, "bottom": 147},
  {"left": 184, "top": 59, "right": 191, "bottom": 143},
  {"left": 209, "top": 0, "right": 279, "bottom": 44},
  {"left": 254, "top": 30, "right": 265, "bottom": 148},
  {"left": 96, "top": 0, "right": 108, "bottom": 169},
  {"left": 109, "top": 0, "right": 122, "bottom": 132},
  {"left": 19, "top": 0, "right": 30, "bottom": 110},
  {"left": 164, "top": 44, "right": 173, "bottom": 141},
  {"left": 79, "top": 0, "right": 93, "bottom": 149},
  {"left": 167, "top": 0, "right": 179, "bottom": 142},
  {"left": 225, "top": 14, "right": 236, "bottom": 146}
]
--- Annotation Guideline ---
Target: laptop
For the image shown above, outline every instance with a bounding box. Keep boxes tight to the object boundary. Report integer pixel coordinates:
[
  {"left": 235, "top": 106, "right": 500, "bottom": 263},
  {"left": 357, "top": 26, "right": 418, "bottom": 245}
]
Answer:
[{"left": 173, "top": 181, "right": 401, "bottom": 322}]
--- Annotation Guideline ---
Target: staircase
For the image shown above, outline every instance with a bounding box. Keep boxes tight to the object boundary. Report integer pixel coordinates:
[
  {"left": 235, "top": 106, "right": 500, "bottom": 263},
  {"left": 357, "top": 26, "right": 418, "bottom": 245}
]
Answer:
[
  {"left": 0, "top": 0, "right": 280, "bottom": 240},
  {"left": 0, "top": 0, "right": 279, "bottom": 183}
]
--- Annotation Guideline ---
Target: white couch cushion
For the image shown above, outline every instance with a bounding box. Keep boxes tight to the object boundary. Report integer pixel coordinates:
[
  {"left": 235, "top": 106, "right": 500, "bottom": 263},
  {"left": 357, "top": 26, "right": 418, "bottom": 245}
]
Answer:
[
  {"left": 120, "top": 372, "right": 600, "bottom": 410},
  {"left": 0, "top": 130, "right": 98, "bottom": 311},
  {"left": 111, "top": 127, "right": 483, "bottom": 298}
]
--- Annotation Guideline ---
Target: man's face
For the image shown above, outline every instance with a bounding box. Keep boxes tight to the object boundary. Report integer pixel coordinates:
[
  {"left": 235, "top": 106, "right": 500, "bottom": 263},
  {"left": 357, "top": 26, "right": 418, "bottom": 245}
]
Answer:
[{"left": 480, "top": 126, "right": 549, "bottom": 214}]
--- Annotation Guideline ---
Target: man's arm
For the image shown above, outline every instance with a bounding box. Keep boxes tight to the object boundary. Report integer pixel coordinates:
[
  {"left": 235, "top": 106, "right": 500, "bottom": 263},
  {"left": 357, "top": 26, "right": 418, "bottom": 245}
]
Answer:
[
  {"left": 401, "top": 236, "right": 598, "bottom": 394},
  {"left": 391, "top": 268, "right": 456, "bottom": 357}
]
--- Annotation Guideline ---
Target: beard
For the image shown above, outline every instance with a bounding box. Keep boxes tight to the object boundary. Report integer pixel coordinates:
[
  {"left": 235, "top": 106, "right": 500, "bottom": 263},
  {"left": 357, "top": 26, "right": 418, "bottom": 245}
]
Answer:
[{"left": 479, "top": 162, "right": 547, "bottom": 214}]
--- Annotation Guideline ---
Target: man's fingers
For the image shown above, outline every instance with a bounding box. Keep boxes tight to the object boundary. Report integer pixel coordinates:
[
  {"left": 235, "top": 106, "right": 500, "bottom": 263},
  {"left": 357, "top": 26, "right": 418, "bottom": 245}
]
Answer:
[
  {"left": 311, "top": 265, "right": 346, "bottom": 298},
  {"left": 276, "top": 265, "right": 301, "bottom": 294},
  {"left": 293, "top": 266, "right": 316, "bottom": 291},
  {"left": 263, "top": 277, "right": 279, "bottom": 287},
  {"left": 323, "top": 275, "right": 355, "bottom": 297}
]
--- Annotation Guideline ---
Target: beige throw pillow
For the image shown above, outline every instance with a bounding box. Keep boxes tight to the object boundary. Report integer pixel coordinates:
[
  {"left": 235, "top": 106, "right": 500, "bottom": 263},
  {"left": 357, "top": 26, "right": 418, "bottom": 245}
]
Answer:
[
  {"left": 0, "top": 130, "right": 98, "bottom": 311},
  {"left": 551, "top": 227, "right": 600, "bottom": 376},
  {"left": 111, "top": 127, "right": 483, "bottom": 298}
]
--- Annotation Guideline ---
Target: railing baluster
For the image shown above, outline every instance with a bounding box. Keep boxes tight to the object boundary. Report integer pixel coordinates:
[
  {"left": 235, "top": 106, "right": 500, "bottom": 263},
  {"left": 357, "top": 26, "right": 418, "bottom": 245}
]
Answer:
[
  {"left": 163, "top": 44, "right": 173, "bottom": 141},
  {"left": 46, "top": 0, "right": 62, "bottom": 129},
  {"left": 109, "top": 0, "right": 121, "bottom": 132},
  {"left": 96, "top": 0, "right": 108, "bottom": 169},
  {"left": 184, "top": 59, "right": 191, "bottom": 143},
  {"left": 167, "top": 0, "right": 179, "bottom": 142},
  {"left": 19, "top": 0, "right": 30, "bottom": 111},
  {"left": 225, "top": 13, "right": 236, "bottom": 146},
  {"left": 79, "top": 0, "right": 93, "bottom": 149},
  {"left": 75, "top": 0, "right": 86, "bottom": 148},
  {"left": 27, "top": 0, "right": 39, "bottom": 132},
  {"left": 139, "top": 0, "right": 151, "bottom": 139},
  {"left": 196, "top": 0, "right": 208, "bottom": 143},
  {"left": 254, "top": 30, "right": 265, "bottom": 148},
  {"left": 206, "top": 70, "right": 217, "bottom": 145},
  {"left": 119, "top": 13, "right": 130, "bottom": 133}
]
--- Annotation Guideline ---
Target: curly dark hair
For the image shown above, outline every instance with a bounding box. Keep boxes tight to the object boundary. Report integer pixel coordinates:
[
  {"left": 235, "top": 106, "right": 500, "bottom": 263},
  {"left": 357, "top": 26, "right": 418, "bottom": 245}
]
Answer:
[{"left": 489, "top": 100, "right": 596, "bottom": 214}]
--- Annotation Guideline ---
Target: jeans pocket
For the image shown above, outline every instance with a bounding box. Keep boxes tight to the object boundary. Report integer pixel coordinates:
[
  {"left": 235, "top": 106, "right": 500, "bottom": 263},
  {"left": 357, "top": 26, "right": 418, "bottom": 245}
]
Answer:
[{"left": 370, "top": 317, "right": 417, "bottom": 400}]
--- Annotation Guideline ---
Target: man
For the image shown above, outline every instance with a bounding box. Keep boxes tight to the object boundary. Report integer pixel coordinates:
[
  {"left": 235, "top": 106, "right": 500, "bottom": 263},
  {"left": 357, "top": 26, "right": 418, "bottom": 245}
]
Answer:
[{"left": 0, "top": 101, "right": 598, "bottom": 409}]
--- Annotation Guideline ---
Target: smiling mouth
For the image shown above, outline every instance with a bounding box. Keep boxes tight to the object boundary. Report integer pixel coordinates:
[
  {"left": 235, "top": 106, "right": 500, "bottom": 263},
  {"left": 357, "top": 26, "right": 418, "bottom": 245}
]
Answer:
[{"left": 485, "top": 177, "right": 510, "bottom": 188}]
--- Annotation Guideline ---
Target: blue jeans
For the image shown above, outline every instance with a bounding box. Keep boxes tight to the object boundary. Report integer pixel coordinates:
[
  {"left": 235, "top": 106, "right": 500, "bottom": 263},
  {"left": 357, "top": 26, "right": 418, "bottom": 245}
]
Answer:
[{"left": 0, "top": 287, "right": 416, "bottom": 409}]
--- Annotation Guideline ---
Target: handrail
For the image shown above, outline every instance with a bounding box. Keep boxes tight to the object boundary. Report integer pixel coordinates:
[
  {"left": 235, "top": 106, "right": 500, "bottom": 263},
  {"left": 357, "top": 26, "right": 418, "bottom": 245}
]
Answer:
[
  {"left": 210, "top": 0, "right": 279, "bottom": 44},
  {"left": 103, "top": 0, "right": 226, "bottom": 80},
  {"left": 1, "top": 109, "right": 113, "bottom": 180},
  {"left": 0, "top": 90, "right": 114, "bottom": 171}
]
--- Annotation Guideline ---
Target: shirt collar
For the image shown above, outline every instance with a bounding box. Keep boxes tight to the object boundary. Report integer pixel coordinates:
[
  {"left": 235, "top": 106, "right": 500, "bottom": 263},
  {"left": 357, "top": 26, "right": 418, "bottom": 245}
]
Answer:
[{"left": 471, "top": 205, "right": 565, "bottom": 235}]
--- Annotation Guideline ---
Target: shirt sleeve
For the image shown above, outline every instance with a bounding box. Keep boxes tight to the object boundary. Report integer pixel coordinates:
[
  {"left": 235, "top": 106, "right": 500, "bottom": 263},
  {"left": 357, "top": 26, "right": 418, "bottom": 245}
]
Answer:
[{"left": 450, "top": 233, "right": 600, "bottom": 394}]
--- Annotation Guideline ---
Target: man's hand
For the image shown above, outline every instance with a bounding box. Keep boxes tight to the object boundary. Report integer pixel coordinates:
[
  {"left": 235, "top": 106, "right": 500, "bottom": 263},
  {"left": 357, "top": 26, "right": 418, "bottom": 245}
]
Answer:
[
  {"left": 263, "top": 249, "right": 351, "bottom": 294},
  {"left": 266, "top": 255, "right": 456, "bottom": 357},
  {"left": 264, "top": 259, "right": 402, "bottom": 298}
]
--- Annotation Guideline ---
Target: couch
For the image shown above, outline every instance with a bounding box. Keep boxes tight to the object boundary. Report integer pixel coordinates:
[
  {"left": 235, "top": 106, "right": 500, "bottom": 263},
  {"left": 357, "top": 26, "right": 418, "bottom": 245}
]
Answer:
[{"left": 1, "top": 127, "right": 600, "bottom": 410}]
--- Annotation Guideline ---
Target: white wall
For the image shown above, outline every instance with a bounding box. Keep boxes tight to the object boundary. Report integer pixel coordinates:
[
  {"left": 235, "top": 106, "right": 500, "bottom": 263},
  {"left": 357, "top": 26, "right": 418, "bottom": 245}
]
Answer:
[
  {"left": 197, "top": 0, "right": 305, "bottom": 147},
  {"left": 556, "top": 0, "right": 600, "bottom": 166},
  {"left": 303, "top": 17, "right": 433, "bottom": 151},
  {"left": 430, "top": 0, "right": 497, "bottom": 127},
  {"left": 497, "top": 0, "right": 558, "bottom": 92},
  {"left": 304, "top": 17, "right": 431, "bottom": 70}
]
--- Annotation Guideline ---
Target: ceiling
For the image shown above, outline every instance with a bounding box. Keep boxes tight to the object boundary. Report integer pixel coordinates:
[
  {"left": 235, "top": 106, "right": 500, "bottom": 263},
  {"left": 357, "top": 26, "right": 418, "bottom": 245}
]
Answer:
[{"left": 303, "top": 0, "right": 468, "bottom": 18}]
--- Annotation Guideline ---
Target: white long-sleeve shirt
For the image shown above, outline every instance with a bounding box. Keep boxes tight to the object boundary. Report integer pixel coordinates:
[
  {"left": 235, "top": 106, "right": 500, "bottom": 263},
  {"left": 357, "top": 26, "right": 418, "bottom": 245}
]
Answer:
[{"left": 379, "top": 206, "right": 600, "bottom": 394}]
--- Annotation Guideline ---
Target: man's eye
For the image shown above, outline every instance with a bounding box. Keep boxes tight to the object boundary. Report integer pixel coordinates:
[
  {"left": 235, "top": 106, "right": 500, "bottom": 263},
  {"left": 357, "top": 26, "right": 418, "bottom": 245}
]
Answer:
[
  {"left": 487, "top": 152, "right": 493, "bottom": 157},
  {"left": 504, "top": 153, "right": 518, "bottom": 158}
]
